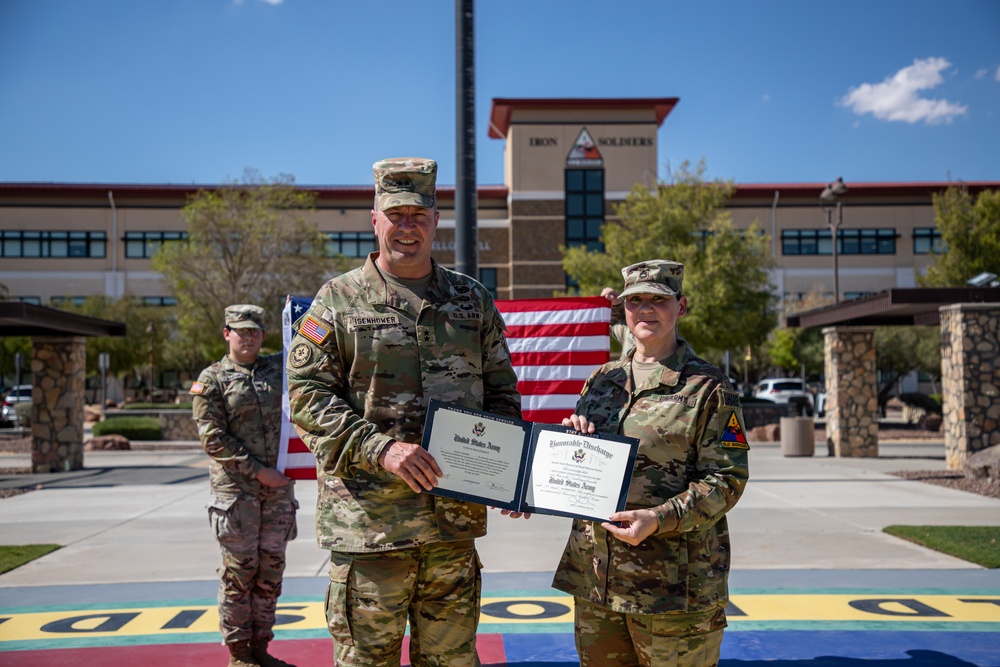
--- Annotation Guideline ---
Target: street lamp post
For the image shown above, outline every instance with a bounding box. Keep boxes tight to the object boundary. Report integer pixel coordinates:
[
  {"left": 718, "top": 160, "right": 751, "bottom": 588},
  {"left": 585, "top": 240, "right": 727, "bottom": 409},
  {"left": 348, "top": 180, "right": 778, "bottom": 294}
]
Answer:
[{"left": 820, "top": 177, "right": 848, "bottom": 305}]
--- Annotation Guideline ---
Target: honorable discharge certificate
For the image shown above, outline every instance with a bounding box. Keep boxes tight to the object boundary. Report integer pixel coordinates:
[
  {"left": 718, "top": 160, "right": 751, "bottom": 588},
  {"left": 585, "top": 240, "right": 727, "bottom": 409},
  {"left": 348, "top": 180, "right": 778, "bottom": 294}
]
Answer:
[{"left": 421, "top": 400, "right": 638, "bottom": 522}]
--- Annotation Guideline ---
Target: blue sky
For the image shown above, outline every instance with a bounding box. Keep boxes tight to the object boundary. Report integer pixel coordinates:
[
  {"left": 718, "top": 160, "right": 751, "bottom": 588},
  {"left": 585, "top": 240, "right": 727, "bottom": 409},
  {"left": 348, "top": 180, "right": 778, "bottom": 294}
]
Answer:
[{"left": 1, "top": 0, "right": 998, "bottom": 188}]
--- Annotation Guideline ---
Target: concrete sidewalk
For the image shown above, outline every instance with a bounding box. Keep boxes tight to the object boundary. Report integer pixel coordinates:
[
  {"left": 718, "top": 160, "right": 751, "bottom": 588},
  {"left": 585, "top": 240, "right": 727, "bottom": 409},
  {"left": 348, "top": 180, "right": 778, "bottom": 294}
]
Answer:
[
  {"left": 1, "top": 437, "right": 999, "bottom": 588},
  {"left": 3, "top": 437, "right": 1000, "bottom": 666}
]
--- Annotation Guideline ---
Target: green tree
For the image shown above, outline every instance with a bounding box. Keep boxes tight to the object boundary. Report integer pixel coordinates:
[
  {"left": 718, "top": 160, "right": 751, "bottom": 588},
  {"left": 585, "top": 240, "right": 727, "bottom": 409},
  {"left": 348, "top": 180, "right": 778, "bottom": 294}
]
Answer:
[
  {"left": 563, "top": 161, "right": 778, "bottom": 360},
  {"left": 767, "top": 328, "right": 800, "bottom": 374},
  {"left": 57, "top": 296, "right": 178, "bottom": 397},
  {"left": 0, "top": 284, "right": 32, "bottom": 386},
  {"left": 153, "top": 169, "right": 345, "bottom": 360},
  {"left": 875, "top": 326, "right": 941, "bottom": 412},
  {"left": 919, "top": 186, "right": 1000, "bottom": 286}
]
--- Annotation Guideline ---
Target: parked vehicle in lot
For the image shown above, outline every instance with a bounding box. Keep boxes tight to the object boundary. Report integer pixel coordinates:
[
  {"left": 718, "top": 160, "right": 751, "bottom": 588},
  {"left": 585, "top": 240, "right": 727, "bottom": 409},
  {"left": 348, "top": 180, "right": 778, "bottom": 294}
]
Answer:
[
  {"left": 754, "top": 378, "right": 814, "bottom": 416},
  {"left": 1, "top": 385, "right": 32, "bottom": 427},
  {"left": 815, "top": 391, "right": 827, "bottom": 418}
]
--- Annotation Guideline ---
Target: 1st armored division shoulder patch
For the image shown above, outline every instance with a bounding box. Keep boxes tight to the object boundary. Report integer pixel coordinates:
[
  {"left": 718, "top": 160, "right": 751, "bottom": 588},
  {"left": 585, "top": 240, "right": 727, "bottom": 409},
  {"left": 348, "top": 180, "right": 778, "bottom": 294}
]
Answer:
[{"left": 720, "top": 412, "right": 749, "bottom": 449}]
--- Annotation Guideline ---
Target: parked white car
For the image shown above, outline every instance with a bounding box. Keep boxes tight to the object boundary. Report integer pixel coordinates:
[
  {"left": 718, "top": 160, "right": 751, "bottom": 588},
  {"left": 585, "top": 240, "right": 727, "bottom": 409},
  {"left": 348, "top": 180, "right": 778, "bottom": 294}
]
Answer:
[
  {"left": 754, "top": 378, "right": 814, "bottom": 416},
  {"left": 1, "top": 384, "right": 32, "bottom": 427}
]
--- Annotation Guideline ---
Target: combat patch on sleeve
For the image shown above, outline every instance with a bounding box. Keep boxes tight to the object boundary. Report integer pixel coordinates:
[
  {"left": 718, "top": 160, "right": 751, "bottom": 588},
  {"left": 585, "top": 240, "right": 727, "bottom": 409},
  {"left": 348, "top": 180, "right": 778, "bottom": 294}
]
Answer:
[
  {"left": 189, "top": 381, "right": 205, "bottom": 395},
  {"left": 299, "top": 315, "right": 331, "bottom": 346},
  {"left": 720, "top": 412, "right": 749, "bottom": 449},
  {"left": 288, "top": 343, "right": 312, "bottom": 368}
]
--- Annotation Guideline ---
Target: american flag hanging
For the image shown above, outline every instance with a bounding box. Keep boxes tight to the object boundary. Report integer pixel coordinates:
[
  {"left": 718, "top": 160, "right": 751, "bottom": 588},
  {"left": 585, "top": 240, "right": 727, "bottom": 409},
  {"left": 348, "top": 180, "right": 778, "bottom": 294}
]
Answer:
[{"left": 278, "top": 295, "right": 611, "bottom": 480}]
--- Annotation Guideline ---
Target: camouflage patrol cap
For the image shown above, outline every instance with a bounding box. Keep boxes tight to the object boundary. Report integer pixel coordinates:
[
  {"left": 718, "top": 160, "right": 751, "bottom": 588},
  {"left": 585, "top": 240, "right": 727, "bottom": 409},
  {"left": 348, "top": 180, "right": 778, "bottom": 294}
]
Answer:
[
  {"left": 373, "top": 157, "right": 437, "bottom": 211},
  {"left": 224, "top": 304, "right": 266, "bottom": 330},
  {"left": 619, "top": 259, "right": 684, "bottom": 299}
]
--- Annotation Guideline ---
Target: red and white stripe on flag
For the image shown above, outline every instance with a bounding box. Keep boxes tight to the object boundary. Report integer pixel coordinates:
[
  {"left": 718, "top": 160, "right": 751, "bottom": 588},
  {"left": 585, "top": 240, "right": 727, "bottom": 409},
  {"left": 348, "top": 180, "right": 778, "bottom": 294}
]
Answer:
[
  {"left": 279, "top": 296, "right": 320, "bottom": 480},
  {"left": 495, "top": 296, "right": 610, "bottom": 424},
  {"left": 277, "top": 295, "right": 611, "bottom": 479}
]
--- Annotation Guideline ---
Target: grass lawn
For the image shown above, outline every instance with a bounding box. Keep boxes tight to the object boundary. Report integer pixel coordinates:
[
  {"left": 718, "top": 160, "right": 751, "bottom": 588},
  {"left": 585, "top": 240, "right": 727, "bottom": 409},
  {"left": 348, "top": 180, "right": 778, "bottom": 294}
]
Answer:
[
  {"left": 884, "top": 525, "right": 1000, "bottom": 568},
  {"left": 0, "top": 544, "right": 61, "bottom": 575}
]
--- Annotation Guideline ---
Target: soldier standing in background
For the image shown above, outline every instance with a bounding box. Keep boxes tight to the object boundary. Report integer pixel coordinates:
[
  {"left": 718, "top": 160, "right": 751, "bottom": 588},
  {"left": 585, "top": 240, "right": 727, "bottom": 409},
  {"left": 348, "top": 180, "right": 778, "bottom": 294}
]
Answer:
[
  {"left": 286, "top": 158, "right": 522, "bottom": 666},
  {"left": 555, "top": 261, "right": 749, "bottom": 667},
  {"left": 192, "top": 304, "right": 298, "bottom": 667}
]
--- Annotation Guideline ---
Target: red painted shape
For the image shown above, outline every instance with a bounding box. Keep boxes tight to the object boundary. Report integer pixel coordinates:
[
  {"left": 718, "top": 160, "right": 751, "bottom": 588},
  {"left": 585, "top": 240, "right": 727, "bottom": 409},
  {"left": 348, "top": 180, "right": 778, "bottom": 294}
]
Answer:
[{"left": 9, "top": 635, "right": 508, "bottom": 666}]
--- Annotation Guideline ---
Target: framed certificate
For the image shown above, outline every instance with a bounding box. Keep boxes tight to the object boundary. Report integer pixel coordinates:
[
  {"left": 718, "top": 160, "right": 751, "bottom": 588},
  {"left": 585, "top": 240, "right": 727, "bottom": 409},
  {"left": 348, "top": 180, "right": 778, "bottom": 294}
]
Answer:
[{"left": 420, "top": 400, "right": 639, "bottom": 523}]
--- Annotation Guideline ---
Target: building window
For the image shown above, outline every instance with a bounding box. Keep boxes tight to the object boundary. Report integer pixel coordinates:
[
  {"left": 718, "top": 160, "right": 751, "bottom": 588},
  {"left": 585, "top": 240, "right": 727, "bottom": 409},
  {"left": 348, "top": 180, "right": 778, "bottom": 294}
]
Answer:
[
  {"left": 49, "top": 296, "right": 89, "bottom": 306},
  {"left": 782, "top": 229, "right": 832, "bottom": 256},
  {"left": 326, "top": 231, "right": 377, "bottom": 258},
  {"left": 479, "top": 268, "right": 498, "bottom": 299},
  {"left": 565, "top": 169, "right": 605, "bottom": 252},
  {"left": 1, "top": 231, "right": 107, "bottom": 258},
  {"left": 913, "top": 228, "right": 945, "bottom": 254},
  {"left": 142, "top": 296, "right": 178, "bottom": 306},
  {"left": 839, "top": 229, "right": 896, "bottom": 255},
  {"left": 782, "top": 228, "right": 896, "bottom": 255},
  {"left": 124, "top": 232, "right": 187, "bottom": 259},
  {"left": 844, "top": 291, "right": 879, "bottom": 302},
  {"left": 16, "top": 296, "right": 41, "bottom": 305},
  {"left": 565, "top": 169, "right": 605, "bottom": 290}
]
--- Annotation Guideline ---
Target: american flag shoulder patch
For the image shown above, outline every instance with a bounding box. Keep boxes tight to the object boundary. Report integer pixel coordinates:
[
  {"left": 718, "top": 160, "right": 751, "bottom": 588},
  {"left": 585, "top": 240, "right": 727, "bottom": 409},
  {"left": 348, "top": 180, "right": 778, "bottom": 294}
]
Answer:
[
  {"left": 189, "top": 381, "right": 205, "bottom": 395},
  {"left": 300, "top": 315, "right": 331, "bottom": 346}
]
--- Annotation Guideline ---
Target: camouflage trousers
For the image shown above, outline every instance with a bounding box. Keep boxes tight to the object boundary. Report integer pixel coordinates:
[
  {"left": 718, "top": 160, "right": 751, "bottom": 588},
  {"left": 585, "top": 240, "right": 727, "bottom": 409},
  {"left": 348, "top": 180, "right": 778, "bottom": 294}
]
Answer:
[
  {"left": 325, "top": 539, "right": 482, "bottom": 667},
  {"left": 574, "top": 598, "right": 726, "bottom": 667},
  {"left": 208, "top": 486, "right": 298, "bottom": 644}
]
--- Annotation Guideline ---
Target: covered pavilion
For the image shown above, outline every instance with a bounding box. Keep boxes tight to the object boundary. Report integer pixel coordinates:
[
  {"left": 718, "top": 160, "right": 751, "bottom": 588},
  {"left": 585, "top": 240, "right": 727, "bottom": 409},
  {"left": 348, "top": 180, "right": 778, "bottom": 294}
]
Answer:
[
  {"left": 0, "top": 301, "right": 125, "bottom": 472},
  {"left": 787, "top": 288, "right": 1000, "bottom": 469}
]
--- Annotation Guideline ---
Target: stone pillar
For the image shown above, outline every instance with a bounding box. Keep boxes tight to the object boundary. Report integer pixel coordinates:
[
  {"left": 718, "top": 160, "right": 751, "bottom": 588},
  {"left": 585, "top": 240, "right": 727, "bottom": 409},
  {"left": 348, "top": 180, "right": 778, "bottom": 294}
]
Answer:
[
  {"left": 30, "top": 336, "right": 87, "bottom": 473},
  {"left": 940, "top": 304, "right": 1000, "bottom": 471},
  {"left": 823, "top": 326, "right": 879, "bottom": 458}
]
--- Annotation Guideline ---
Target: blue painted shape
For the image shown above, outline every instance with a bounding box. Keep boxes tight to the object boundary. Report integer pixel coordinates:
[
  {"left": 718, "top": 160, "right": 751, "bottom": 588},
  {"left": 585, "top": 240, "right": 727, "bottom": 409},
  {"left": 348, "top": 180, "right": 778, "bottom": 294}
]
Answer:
[
  {"left": 501, "top": 632, "right": 577, "bottom": 664},
  {"left": 720, "top": 631, "right": 1000, "bottom": 666},
  {"left": 498, "top": 630, "right": 1000, "bottom": 666}
]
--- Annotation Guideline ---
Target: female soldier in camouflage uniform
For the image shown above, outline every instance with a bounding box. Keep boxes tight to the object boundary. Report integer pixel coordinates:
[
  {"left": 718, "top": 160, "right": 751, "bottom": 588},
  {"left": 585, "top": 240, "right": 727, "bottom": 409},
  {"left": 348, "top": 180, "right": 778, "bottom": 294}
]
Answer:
[
  {"left": 192, "top": 304, "right": 297, "bottom": 667},
  {"left": 553, "top": 260, "right": 750, "bottom": 667}
]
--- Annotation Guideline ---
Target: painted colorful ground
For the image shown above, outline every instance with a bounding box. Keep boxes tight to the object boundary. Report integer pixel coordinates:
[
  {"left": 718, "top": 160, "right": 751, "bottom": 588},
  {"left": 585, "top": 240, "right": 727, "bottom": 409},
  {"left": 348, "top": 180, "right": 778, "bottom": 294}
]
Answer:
[{"left": 2, "top": 586, "right": 999, "bottom": 666}]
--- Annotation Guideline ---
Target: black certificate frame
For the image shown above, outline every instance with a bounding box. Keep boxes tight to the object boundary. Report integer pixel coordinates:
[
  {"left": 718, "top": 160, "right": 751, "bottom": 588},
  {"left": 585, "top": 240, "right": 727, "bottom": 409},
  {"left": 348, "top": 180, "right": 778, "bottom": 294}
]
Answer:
[
  {"left": 520, "top": 423, "right": 639, "bottom": 523},
  {"left": 420, "top": 400, "right": 533, "bottom": 513},
  {"left": 420, "top": 400, "right": 639, "bottom": 522}
]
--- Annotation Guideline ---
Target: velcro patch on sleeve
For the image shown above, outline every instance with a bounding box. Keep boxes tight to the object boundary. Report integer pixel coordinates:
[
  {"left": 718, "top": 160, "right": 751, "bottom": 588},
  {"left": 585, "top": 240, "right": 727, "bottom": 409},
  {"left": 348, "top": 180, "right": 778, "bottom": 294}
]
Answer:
[
  {"left": 189, "top": 381, "right": 205, "bottom": 395},
  {"left": 720, "top": 412, "right": 749, "bottom": 449},
  {"left": 300, "top": 315, "right": 331, "bottom": 345}
]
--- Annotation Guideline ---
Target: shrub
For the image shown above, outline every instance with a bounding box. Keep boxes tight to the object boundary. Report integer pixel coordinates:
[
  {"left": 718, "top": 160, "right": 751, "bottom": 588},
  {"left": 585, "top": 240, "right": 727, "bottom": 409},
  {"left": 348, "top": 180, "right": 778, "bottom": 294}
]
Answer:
[
  {"left": 897, "top": 393, "right": 942, "bottom": 415},
  {"left": 14, "top": 402, "right": 32, "bottom": 427},
  {"left": 93, "top": 416, "right": 162, "bottom": 440}
]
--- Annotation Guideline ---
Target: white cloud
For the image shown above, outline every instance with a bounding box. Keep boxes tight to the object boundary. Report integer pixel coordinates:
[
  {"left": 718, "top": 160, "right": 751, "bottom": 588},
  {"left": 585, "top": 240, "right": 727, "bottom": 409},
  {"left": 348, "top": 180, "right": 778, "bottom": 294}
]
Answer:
[
  {"left": 839, "top": 57, "right": 968, "bottom": 125},
  {"left": 261, "top": 0, "right": 283, "bottom": 4},
  {"left": 996, "top": 65, "right": 1000, "bottom": 82},
  {"left": 975, "top": 68, "right": 988, "bottom": 80}
]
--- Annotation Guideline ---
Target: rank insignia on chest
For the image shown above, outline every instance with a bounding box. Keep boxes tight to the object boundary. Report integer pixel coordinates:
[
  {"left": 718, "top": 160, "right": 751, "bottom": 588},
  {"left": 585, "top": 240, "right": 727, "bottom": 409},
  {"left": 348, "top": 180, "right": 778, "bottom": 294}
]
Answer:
[
  {"left": 720, "top": 412, "right": 749, "bottom": 449},
  {"left": 300, "top": 315, "right": 331, "bottom": 345},
  {"left": 190, "top": 381, "right": 205, "bottom": 395}
]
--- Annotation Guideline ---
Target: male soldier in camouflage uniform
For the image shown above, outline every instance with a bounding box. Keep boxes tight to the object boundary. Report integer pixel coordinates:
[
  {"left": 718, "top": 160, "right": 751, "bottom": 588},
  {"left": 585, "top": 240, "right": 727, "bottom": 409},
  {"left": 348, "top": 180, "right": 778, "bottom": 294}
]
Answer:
[
  {"left": 286, "top": 158, "right": 522, "bottom": 666},
  {"left": 554, "top": 260, "right": 749, "bottom": 667},
  {"left": 192, "top": 305, "right": 298, "bottom": 667}
]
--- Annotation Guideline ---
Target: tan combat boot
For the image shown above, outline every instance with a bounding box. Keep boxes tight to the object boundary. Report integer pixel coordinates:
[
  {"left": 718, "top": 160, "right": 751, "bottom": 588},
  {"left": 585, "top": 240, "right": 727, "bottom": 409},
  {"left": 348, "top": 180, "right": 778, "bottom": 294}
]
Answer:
[
  {"left": 251, "top": 638, "right": 296, "bottom": 667},
  {"left": 227, "top": 639, "right": 261, "bottom": 667}
]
